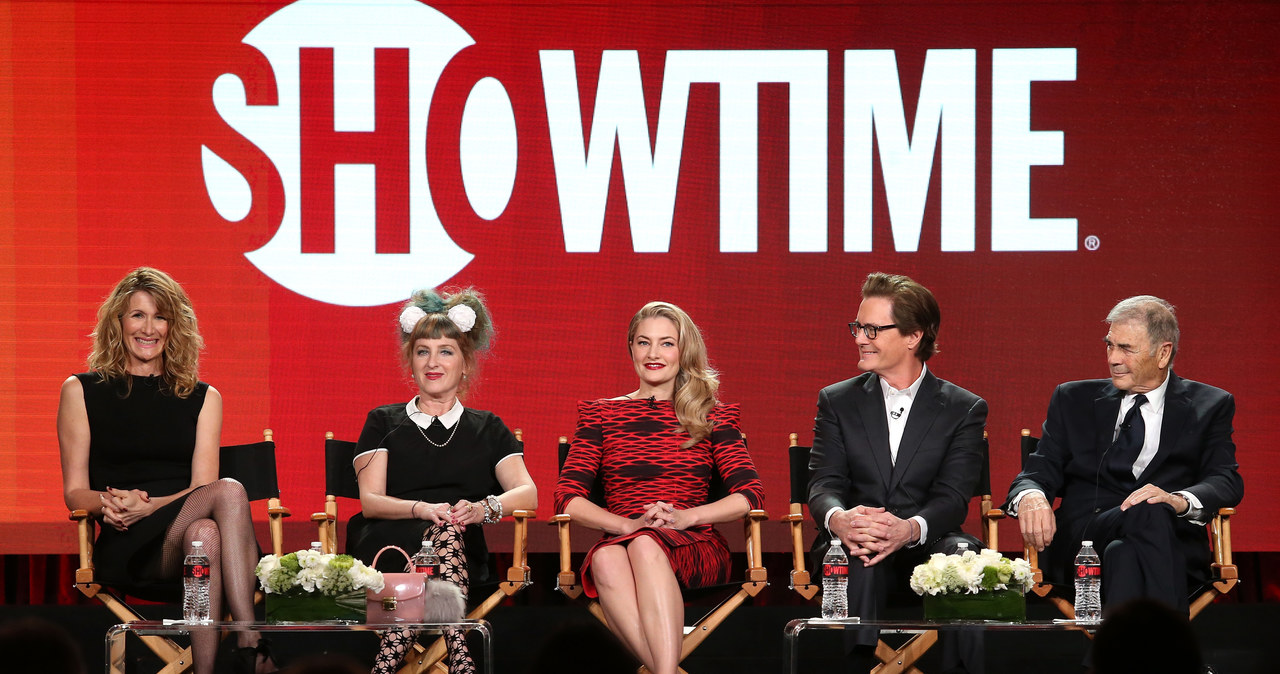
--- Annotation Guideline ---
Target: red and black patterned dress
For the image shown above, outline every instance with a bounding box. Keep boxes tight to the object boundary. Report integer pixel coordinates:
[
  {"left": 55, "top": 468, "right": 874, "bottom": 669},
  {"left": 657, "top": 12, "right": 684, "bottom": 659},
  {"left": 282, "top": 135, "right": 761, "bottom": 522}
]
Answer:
[{"left": 554, "top": 398, "right": 765, "bottom": 598}]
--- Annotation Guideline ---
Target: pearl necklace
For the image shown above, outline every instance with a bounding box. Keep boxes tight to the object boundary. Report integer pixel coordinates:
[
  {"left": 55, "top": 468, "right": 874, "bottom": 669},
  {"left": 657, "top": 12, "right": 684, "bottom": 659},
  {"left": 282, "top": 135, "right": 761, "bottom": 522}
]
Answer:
[
  {"left": 415, "top": 417, "right": 460, "bottom": 448},
  {"left": 412, "top": 399, "right": 460, "bottom": 448}
]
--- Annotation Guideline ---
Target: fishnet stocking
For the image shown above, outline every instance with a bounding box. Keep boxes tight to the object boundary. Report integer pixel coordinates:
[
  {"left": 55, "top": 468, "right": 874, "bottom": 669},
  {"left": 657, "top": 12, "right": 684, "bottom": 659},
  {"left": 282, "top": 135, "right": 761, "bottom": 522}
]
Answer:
[
  {"left": 160, "top": 479, "right": 264, "bottom": 674},
  {"left": 370, "top": 523, "right": 475, "bottom": 674}
]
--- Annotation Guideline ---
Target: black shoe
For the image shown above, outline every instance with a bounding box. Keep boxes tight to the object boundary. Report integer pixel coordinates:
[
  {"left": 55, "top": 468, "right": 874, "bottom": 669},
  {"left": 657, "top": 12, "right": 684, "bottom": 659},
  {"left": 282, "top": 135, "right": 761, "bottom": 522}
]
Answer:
[{"left": 232, "top": 637, "right": 277, "bottom": 674}]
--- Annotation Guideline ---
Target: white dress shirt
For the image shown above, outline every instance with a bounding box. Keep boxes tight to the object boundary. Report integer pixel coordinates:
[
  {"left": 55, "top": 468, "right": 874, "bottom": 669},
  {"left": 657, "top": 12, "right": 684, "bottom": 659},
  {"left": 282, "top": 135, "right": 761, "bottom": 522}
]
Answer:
[{"left": 825, "top": 366, "right": 931, "bottom": 546}]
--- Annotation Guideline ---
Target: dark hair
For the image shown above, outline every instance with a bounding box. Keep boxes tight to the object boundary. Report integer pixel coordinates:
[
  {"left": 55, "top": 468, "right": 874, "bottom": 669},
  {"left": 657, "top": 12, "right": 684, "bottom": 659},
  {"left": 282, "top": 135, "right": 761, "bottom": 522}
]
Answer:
[
  {"left": 1091, "top": 598, "right": 1202, "bottom": 674},
  {"left": 861, "top": 272, "right": 940, "bottom": 361},
  {"left": 0, "top": 617, "right": 87, "bottom": 674}
]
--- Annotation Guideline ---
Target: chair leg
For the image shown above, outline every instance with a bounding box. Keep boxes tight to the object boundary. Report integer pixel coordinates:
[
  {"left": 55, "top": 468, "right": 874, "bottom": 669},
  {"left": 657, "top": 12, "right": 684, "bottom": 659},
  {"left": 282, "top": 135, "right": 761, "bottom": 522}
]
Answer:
[{"left": 871, "top": 631, "right": 935, "bottom": 674}]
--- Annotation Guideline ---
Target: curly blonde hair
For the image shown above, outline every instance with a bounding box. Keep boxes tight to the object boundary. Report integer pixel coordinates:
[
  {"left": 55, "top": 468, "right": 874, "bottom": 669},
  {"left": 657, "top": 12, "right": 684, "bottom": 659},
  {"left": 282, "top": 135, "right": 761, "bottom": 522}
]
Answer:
[
  {"left": 627, "top": 301, "right": 719, "bottom": 448},
  {"left": 87, "top": 267, "right": 203, "bottom": 398},
  {"left": 398, "top": 287, "right": 494, "bottom": 397}
]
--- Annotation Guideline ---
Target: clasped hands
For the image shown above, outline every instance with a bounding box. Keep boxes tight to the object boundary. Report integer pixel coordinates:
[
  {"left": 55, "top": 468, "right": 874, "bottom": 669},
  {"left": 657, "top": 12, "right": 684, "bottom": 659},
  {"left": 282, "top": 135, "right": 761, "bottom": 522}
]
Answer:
[
  {"left": 831, "top": 505, "right": 915, "bottom": 567},
  {"left": 99, "top": 486, "right": 152, "bottom": 531},
  {"left": 414, "top": 500, "right": 485, "bottom": 528},
  {"left": 635, "top": 501, "right": 692, "bottom": 532},
  {"left": 1017, "top": 483, "right": 1187, "bottom": 551}
]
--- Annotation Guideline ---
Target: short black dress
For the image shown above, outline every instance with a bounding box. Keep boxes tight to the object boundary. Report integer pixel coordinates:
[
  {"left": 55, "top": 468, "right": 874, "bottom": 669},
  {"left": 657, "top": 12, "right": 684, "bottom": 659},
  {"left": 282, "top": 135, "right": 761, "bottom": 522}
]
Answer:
[
  {"left": 553, "top": 399, "right": 765, "bottom": 598},
  {"left": 345, "top": 401, "right": 523, "bottom": 585},
  {"left": 78, "top": 372, "right": 208, "bottom": 593}
]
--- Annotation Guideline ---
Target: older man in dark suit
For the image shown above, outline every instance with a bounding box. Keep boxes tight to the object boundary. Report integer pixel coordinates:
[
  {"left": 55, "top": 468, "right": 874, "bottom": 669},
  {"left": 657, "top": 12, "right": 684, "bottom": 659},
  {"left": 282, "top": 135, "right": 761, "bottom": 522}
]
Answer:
[
  {"left": 808, "top": 272, "right": 988, "bottom": 669},
  {"left": 1007, "top": 296, "right": 1243, "bottom": 612}
]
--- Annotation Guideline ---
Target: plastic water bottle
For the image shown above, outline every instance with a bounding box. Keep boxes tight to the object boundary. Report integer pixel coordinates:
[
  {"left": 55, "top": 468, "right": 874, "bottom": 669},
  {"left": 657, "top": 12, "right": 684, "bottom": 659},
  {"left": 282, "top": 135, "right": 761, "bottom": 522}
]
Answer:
[
  {"left": 1074, "top": 540, "right": 1102, "bottom": 623},
  {"left": 411, "top": 540, "right": 440, "bottom": 578},
  {"left": 821, "top": 539, "right": 849, "bottom": 619},
  {"left": 310, "top": 541, "right": 323, "bottom": 553},
  {"left": 183, "top": 541, "right": 212, "bottom": 622}
]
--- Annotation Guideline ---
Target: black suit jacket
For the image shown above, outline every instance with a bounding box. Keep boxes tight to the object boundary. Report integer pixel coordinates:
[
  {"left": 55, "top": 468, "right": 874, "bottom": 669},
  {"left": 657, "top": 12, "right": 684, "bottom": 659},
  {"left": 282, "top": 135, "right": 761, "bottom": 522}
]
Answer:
[
  {"left": 1006, "top": 372, "right": 1244, "bottom": 582},
  {"left": 808, "top": 370, "right": 988, "bottom": 551}
]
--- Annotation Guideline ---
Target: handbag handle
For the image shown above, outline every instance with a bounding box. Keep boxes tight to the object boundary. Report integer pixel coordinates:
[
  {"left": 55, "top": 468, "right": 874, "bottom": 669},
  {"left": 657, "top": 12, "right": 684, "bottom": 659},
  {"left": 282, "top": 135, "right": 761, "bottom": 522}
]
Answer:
[{"left": 371, "top": 545, "right": 412, "bottom": 570}]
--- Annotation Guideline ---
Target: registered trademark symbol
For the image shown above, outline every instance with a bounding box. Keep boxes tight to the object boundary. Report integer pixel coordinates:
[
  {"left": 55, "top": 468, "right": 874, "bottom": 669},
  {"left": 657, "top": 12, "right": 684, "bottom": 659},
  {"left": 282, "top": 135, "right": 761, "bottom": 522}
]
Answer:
[{"left": 1084, "top": 235, "right": 1100, "bottom": 251}]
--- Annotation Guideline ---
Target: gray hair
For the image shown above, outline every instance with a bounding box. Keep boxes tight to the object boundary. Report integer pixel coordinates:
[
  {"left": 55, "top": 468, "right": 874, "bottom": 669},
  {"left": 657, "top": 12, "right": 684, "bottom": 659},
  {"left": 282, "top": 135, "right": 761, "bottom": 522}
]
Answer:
[{"left": 1106, "top": 295, "right": 1178, "bottom": 362}]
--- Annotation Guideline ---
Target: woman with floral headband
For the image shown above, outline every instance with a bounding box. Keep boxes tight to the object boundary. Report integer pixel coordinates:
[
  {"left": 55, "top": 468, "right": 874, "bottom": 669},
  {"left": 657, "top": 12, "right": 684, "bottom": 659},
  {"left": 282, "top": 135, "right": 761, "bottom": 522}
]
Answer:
[
  {"left": 57, "top": 267, "right": 275, "bottom": 674},
  {"left": 554, "top": 301, "right": 765, "bottom": 674},
  {"left": 346, "top": 287, "right": 536, "bottom": 674}
]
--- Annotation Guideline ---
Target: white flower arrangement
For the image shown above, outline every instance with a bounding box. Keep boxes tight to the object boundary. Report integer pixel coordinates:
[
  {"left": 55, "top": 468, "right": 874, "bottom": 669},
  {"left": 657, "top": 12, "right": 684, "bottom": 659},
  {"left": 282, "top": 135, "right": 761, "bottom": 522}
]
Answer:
[
  {"left": 255, "top": 550, "right": 384, "bottom": 596},
  {"left": 909, "top": 548, "right": 1034, "bottom": 597}
]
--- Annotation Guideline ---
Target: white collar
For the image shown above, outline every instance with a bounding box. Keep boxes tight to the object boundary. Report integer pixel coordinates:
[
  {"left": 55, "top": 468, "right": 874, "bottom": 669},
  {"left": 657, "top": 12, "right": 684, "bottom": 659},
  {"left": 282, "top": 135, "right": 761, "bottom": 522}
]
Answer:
[
  {"left": 406, "top": 397, "right": 465, "bottom": 429},
  {"left": 1123, "top": 371, "right": 1169, "bottom": 414},
  {"left": 879, "top": 364, "right": 928, "bottom": 400}
]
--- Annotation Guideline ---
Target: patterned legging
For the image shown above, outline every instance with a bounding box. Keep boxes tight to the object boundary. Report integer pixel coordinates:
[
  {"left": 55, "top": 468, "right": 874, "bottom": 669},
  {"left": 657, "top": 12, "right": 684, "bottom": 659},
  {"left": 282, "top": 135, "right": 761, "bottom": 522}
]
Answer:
[{"left": 371, "top": 523, "right": 475, "bottom": 674}]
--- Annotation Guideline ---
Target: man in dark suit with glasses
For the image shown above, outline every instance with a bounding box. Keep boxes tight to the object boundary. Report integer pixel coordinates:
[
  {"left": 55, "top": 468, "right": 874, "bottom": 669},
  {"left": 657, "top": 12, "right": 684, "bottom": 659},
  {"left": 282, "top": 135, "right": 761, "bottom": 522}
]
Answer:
[{"left": 808, "top": 272, "right": 988, "bottom": 671}]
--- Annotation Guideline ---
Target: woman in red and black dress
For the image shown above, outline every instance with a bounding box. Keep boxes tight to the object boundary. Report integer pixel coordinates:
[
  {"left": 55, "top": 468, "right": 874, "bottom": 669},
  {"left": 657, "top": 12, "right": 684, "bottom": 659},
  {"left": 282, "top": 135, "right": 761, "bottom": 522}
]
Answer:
[{"left": 554, "top": 301, "right": 764, "bottom": 674}]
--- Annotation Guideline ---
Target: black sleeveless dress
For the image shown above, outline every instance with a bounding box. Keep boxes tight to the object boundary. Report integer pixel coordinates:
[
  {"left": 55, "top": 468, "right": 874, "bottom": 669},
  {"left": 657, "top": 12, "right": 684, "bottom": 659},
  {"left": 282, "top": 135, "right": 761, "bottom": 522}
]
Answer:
[{"left": 78, "top": 372, "right": 209, "bottom": 593}]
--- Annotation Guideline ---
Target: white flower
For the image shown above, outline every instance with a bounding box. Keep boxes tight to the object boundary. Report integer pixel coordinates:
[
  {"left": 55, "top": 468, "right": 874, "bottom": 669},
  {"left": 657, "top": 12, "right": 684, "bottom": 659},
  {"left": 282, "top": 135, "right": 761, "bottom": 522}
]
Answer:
[
  {"left": 909, "top": 550, "right": 1034, "bottom": 597},
  {"left": 400, "top": 306, "right": 427, "bottom": 333},
  {"left": 255, "top": 550, "right": 383, "bottom": 596},
  {"left": 446, "top": 304, "right": 476, "bottom": 333}
]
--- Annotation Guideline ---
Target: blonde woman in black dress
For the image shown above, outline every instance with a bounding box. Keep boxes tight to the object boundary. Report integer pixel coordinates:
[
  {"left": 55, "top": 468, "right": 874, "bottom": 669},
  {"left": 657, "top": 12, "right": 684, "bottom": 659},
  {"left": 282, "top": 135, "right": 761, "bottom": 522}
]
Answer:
[{"left": 57, "top": 267, "right": 273, "bottom": 674}]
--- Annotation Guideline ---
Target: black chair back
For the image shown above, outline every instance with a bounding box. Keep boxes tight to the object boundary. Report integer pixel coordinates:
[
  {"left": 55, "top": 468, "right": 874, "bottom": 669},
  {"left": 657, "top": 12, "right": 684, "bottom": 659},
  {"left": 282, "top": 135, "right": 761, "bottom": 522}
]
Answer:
[
  {"left": 789, "top": 444, "right": 811, "bottom": 505},
  {"left": 219, "top": 440, "right": 279, "bottom": 502},
  {"left": 1021, "top": 431, "right": 1039, "bottom": 467},
  {"left": 325, "top": 438, "right": 360, "bottom": 499}
]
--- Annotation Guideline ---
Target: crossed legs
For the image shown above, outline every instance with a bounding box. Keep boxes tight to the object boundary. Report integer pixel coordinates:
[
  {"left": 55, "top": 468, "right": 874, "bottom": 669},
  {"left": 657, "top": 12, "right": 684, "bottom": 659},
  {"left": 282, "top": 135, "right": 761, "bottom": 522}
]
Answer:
[
  {"left": 370, "top": 523, "right": 475, "bottom": 674},
  {"left": 591, "top": 535, "right": 683, "bottom": 674},
  {"left": 160, "top": 478, "right": 268, "bottom": 674}
]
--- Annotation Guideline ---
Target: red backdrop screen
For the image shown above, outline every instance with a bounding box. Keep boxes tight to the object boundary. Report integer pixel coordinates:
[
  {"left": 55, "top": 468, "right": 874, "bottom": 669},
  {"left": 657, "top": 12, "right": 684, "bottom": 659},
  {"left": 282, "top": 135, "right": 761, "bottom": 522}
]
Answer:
[{"left": 2, "top": 0, "right": 1276, "bottom": 553}]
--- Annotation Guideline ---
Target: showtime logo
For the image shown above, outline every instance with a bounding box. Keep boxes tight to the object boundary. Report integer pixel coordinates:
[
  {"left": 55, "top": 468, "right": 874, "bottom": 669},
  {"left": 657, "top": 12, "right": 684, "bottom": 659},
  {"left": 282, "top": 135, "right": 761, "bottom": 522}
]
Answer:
[{"left": 202, "top": 0, "right": 1078, "bottom": 307}]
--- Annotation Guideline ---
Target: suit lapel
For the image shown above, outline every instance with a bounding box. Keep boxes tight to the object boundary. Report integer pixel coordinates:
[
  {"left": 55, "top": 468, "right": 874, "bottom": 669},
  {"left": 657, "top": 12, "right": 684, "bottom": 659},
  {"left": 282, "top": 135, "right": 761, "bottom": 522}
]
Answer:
[
  {"left": 889, "top": 372, "right": 942, "bottom": 492},
  {"left": 854, "top": 375, "right": 894, "bottom": 492},
  {"left": 1094, "top": 384, "right": 1123, "bottom": 455},
  {"left": 1140, "top": 372, "right": 1188, "bottom": 482}
]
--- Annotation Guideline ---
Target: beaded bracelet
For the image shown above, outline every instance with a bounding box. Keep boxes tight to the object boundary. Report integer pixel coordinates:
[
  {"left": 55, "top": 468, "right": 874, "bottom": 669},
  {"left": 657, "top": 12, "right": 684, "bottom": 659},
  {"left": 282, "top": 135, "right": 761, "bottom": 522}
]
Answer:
[{"left": 482, "top": 494, "right": 503, "bottom": 524}]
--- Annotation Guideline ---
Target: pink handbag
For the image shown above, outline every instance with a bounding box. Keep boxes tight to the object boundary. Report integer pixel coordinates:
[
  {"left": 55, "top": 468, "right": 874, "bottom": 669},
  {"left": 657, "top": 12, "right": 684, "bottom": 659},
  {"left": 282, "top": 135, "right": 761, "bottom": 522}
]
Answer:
[{"left": 365, "top": 546, "right": 426, "bottom": 623}]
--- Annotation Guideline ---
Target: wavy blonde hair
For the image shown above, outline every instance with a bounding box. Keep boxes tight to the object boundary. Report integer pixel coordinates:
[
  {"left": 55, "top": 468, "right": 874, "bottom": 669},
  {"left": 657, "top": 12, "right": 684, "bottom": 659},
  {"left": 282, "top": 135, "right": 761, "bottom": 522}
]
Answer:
[
  {"left": 628, "top": 301, "right": 719, "bottom": 448},
  {"left": 87, "top": 267, "right": 203, "bottom": 398},
  {"left": 398, "top": 286, "right": 494, "bottom": 397}
]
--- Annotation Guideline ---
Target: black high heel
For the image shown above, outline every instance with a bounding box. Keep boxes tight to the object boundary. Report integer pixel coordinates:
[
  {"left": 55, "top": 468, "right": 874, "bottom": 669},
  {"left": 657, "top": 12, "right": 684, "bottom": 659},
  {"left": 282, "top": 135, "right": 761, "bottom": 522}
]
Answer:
[{"left": 232, "top": 636, "right": 277, "bottom": 674}]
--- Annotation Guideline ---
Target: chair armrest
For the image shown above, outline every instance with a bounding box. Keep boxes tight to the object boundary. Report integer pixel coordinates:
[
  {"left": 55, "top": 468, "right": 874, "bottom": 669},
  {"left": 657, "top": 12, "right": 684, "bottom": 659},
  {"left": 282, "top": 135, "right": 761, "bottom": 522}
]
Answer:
[
  {"left": 552, "top": 512, "right": 582, "bottom": 598},
  {"left": 743, "top": 510, "right": 768, "bottom": 583},
  {"left": 501, "top": 510, "right": 535, "bottom": 587},
  {"left": 69, "top": 510, "right": 95, "bottom": 582},
  {"left": 1212, "top": 507, "right": 1235, "bottom": 568}
]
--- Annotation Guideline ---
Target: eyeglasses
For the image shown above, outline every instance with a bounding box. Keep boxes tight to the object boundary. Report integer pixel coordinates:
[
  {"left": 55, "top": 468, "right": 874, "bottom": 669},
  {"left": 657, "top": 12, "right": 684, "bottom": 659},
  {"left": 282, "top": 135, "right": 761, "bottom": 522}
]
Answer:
[{"left": 848, "top": 322, "right": 897, "bottom": 339}]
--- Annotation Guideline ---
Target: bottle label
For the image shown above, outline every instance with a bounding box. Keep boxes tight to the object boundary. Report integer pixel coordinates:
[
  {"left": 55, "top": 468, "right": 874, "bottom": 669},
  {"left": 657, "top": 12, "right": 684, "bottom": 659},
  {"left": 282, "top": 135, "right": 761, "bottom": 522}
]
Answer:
[
  {"left": 823, "top": 563, "right": 849, "bottom": 577},
  {"left": 414, "top": 563, "right": 438, "bottom": 577},
  {"left": 185, "top": 563, "right": 209, "bottom": 579},
  {"left": 1076, "top": 564, "right": 1101, "bottom": 578}
]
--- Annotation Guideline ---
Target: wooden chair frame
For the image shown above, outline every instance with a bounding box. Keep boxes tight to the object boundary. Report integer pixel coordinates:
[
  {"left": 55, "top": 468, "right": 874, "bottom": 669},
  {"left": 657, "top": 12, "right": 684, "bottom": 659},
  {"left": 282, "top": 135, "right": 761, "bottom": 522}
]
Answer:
[
  {"left": 1016, "top": 429, "right": 1238, "bottom": 621},
  {"left": 552, "top": 436, "right": 769, "bottom": 674},
  {"left": 783, "top": 432, "right": 1003, "bottom": 674},
  {"left": 309, "top": 430, "right": 536, "bottom": 674},
  {"left": 69, "top": 429, "right": 290, "bottom": 674}
]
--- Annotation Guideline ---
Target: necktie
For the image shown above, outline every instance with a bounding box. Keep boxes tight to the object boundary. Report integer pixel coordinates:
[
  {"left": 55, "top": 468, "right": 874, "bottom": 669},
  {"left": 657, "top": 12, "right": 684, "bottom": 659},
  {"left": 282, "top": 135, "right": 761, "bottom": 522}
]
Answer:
[{"left": 1106, "top": 394, "right": 1148, "bottom": 480}]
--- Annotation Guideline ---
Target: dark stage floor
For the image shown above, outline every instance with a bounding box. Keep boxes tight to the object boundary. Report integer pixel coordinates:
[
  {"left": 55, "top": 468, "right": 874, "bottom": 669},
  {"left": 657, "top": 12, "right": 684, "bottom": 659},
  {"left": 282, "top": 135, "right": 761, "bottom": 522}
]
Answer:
[{"left": 1, "top": 600, "right": 1273, "bottom": 674}]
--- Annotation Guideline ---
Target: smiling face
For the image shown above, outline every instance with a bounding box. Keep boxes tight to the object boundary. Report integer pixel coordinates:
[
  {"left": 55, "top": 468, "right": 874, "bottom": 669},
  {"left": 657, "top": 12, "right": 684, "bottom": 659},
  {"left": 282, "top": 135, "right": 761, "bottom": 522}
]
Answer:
[
  {"left": 854, "top": 296, "right": 922, "bottom": 385},
  {"left": 1106, "top": 320, "right": 1171, "bottom": 393},
  {"left": 120, "top": 290, "right": 169, "bottom": 375},
  {"left": 410, "top": 336, "right": 466, "bottom": 402},
  {"left": 630, "top": 316, "right": 681, "bottom": 395}
]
